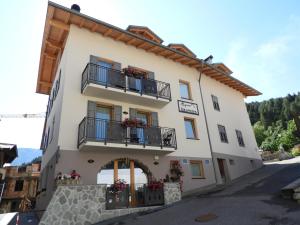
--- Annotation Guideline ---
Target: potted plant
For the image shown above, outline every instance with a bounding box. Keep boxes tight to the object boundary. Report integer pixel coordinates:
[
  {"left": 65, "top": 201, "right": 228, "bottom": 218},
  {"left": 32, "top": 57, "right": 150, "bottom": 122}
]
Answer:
[{"left": 106, "top": 179, "right": 129, "bottom": 209}]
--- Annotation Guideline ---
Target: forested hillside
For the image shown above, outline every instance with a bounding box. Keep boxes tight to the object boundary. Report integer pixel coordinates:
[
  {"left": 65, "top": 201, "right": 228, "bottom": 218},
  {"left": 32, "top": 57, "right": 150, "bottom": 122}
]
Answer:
[{"left": 246, "top": 93, "right": 300, "bottom": 153}]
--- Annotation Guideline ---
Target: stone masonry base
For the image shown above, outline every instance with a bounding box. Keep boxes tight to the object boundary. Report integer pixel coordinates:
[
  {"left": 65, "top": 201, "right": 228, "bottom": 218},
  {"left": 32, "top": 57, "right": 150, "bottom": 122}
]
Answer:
[{"left": 39, "top": 183, "right": 181, "bottom": 225}]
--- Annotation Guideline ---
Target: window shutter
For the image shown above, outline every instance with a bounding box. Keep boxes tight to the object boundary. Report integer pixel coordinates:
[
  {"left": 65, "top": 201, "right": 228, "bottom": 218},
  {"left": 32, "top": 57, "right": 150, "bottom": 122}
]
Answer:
[
  {"left": 151, "top": 112, "right": 159, "bottom": 127},
  {"left": 87, "top": 101, "right": 96, "bottom": 118},
  {"left": 90, "top": 55, "right": 98, "bottom": 64},
  {"left": 147, "top": 71, "right": 155, "bottom": 80},
  {"left": 113, "top": 105, "right": 122, "bottom": 121},
  {"left": 113, "top": 62, "right": 121, "bottom": 71},
  {"left": 129, "top": 108, "right": 137, "bottom": 119}
]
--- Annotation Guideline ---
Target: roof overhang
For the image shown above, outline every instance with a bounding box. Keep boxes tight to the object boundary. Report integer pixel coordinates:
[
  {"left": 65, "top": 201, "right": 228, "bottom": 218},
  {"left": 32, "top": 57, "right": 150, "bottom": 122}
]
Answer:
[
  {"left": 36, "top": 1, "right": 261, "bottom": 97},
  {"left": 0, "top": 143, "right": 18, "bottom": 164}
]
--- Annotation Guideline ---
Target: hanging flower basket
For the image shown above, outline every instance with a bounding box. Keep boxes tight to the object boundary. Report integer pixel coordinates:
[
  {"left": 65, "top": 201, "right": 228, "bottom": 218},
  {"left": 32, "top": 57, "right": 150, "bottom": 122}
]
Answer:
[
  {"left": 121, "top": 118, "right": 146, "bottom": 128},
  {"left": 123, "top": 67, "right": 147, "bottom": 77}
]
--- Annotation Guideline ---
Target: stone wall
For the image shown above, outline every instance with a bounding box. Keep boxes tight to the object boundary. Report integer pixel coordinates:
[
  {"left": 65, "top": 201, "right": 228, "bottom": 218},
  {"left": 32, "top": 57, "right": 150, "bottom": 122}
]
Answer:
[
  {"left": 164, "top": 182, "right": 181, "bottom": 205},
  {"left": 39, "top": 183, "right": 181, "bottom": 225}
]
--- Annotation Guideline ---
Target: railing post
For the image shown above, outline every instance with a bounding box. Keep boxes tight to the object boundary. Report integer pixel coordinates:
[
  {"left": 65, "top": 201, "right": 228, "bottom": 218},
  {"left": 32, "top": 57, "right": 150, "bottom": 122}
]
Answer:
[
  {"left": 125, "top": 127, "right": 128, "bottom": 146},
  {"left": 156, "top": 80, "right": 159, "bottom": 99},
  {"left": 168, "top": 84, "right": 172, "bottom": 101},
  {"left": 104, "top": 120, "right": 107, "bottom": 145},
  {"left": 160, "top": 128, "right": 163, "bottom": 149}
]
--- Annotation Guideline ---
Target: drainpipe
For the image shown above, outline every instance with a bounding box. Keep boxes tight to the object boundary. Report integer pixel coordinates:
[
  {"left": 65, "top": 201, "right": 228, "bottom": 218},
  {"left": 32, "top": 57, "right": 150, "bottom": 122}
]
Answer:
[{"left": 198, "top": 62, "right": 218, "bottom": 184}]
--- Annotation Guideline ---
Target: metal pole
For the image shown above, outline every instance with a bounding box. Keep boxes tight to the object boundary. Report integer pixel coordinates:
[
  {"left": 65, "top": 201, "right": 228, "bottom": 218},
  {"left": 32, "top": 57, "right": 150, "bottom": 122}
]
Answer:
[
  {"left": 0, "top": 182, "right": 5, "bottom": 204},
  {"left": 198, "top": 62, "right": 218, "bottom": 184}
]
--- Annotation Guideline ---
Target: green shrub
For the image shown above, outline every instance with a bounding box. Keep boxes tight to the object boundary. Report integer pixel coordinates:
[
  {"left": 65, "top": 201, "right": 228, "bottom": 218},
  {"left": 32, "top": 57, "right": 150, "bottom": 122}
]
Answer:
[{"left": 291, "top": 146, "right": 300, "bottom": 157}]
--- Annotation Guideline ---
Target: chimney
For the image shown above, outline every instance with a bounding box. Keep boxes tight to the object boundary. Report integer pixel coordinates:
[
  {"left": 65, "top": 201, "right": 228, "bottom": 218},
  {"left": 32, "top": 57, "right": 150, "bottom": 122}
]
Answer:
[
  {"left": 204, "top": 55, "right": 213, "bottom": 64},
  {"left": 71, "top": 4, "right": 81, "bottom": 12}
]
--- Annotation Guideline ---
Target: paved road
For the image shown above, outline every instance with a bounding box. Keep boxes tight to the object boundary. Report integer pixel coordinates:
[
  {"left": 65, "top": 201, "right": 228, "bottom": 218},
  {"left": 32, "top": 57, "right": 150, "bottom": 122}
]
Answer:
[{"left": 98, "top": 158, "right": 300, "bottom": 225}]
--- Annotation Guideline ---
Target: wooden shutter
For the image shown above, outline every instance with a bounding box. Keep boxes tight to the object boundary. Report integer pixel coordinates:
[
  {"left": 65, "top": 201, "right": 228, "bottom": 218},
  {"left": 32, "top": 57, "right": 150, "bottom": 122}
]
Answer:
[
  {"left": 90, "top": 55, "right": 98, "bottom": 64},
  {"left": 113, "top": 105, "right": 122, "bottom": 121},
  {"left": 129, "top": 108, "right": 137, "bottom": 119},
  {"left": 151, "top": 112, "right": 159, "bottom": 127},
  {"left": 113, "top": 62, "right": 121, "bottom": 71},
  {"left": 87, "top": 101, "right": 96, "bottom": 118},
  {"left": 87, "top": 101, "right": 96, "bottom": 138},
  {"left": 147, "top": 71, "right": 155, "bottom": 80}
]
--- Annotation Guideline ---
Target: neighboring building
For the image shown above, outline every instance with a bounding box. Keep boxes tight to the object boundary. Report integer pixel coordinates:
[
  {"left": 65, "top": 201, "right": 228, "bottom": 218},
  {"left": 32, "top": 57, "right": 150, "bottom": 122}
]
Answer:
[
  {"left": 0, "top": 143, "right": 17, "bottom": 168},
  {"left": 0, "top": 163, "right": 40, "bottom": 213},
  {"left": 36, "top": 2, "right": 262, "bottom": 212}
]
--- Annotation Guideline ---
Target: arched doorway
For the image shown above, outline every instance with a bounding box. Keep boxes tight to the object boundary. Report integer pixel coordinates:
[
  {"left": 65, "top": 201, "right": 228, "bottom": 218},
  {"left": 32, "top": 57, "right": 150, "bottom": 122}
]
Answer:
[{"left": 97, "top": 158, "right": 151, "bottom": 206}]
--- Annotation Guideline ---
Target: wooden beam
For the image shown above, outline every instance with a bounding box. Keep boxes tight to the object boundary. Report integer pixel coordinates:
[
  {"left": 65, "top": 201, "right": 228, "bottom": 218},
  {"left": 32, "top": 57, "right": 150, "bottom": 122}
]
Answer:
[
  {"left": 91, "top": 23, "right": 98, "bottom": 32},
  {"left": 114, "top": 160, "right": 118, "bottom": 182},
  {"left": 38, "top": 81, "right": 52, "bottom": 87},
  {"left": 147, "top": 46, "right": 159, "bottom": 52},
  {"left": 43, "top": 52, "right": 57, "bottom": 60},
  {"left": 49, "top": 19, "right": 69, "bottom": 31},
  {"left": 46, "top": 39, "right": 63, "bottom": 50},
  {"left": 103, "top": 29, "right": 112, "bottom": 36},
  {"left": 175, "top": 57, "right": 189, "bottom": 62},
  {"left": 115, "top": 33, "right": 125, "bottom": 41},
  {"left": 127, "top": 38, "right": 137, "bottom": 45},
  {"left": 79, "top": 18, "right": 85, "bottom": 28},
  {"left": 165, "top": 52, "right": 177, "bottom": 59},
  {"left": 137, "top": 42, "right": 148, "bottom": 48}
]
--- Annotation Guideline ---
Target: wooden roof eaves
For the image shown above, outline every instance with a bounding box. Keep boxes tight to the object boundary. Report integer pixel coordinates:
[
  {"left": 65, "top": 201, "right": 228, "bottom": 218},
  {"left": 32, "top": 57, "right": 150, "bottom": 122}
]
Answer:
[{"left": 40, "top": 2, "right": 262, "bottom": 97}]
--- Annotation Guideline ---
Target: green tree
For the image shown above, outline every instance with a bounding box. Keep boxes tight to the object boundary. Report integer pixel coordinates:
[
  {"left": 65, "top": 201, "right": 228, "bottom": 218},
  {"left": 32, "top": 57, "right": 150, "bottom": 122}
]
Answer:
[{"left": 253, "top": 121, "right": 267, "bottom": 146}]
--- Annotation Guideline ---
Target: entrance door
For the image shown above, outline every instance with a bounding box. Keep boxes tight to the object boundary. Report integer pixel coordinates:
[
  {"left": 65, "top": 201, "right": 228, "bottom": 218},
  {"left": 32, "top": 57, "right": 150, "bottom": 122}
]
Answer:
[
  {"left": 97, "top": 61, "right": 112, "bottom": 84},
  {"left": 217, "top": 158, "right": 228, "bottom": 184},
  {"left": 95, "top": 106, "right": 111, "bottom": 140}
]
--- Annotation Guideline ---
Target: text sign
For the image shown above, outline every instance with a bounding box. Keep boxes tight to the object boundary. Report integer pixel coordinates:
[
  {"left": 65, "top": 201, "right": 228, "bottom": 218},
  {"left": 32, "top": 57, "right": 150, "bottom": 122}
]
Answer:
[{"left": 178, "top": 100, "right": 199, "bottom": 115}]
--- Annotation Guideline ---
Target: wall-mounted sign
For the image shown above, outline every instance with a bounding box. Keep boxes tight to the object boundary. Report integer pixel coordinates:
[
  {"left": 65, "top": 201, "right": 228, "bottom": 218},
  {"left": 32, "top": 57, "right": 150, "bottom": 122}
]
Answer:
[{"left": 177, "top": 100, "right": 199, "bottom": 115}]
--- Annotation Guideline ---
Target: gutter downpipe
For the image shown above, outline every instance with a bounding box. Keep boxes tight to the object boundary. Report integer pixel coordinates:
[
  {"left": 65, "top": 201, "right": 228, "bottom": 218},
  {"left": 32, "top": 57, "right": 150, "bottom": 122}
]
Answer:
[{"left": 198, "top": 62, "right": 218, "bottom": 184}]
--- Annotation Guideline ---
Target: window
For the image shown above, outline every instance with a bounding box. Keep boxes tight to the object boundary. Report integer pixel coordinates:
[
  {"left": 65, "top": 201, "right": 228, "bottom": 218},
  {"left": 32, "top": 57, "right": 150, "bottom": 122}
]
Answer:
[
  {"left": 179, "top": 80, "right": 192, "bottom": 100},
  {"left": 236, "top": 130, "right": 245, "bottom": 147},
  {"left": 218, "top": 125, "right": 228, "bottom": 143},
  {"left": 190, "top": 160, "right": 205, "bottom": 178},
  {"left": 211, "top": 95, "right": 220, "bottom": 111},
  {"left": 184, "top": 118, "right": 197, "bottom": 139},
  {"left": 50, "top": 116, "right": 55, "bottom": 143},
  {"left": 14, "top": 180, "right": 24, "bottom": 192}
]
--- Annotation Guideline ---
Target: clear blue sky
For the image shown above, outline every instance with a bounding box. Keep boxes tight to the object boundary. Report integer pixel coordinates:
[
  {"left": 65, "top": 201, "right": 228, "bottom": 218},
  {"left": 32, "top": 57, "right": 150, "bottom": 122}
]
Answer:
[{"left": 1, "top": 0, "right": 300, "bottom": 116}]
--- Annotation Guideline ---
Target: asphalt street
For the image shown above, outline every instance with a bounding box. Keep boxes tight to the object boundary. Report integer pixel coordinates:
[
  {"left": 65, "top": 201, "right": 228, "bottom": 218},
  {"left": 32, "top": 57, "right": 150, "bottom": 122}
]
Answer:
[{"left": 98, "top": 157, "right": 300, "bottom": 225}]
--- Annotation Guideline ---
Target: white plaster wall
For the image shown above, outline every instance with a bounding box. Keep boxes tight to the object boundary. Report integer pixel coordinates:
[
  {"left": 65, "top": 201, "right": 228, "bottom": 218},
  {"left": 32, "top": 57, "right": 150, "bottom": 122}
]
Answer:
[
  {"left": 58, "top": 25, "right": 212, "bottom": 159},
  {"left": 41, "top": 39, "right": 69, "bottom": 170},
  {"left": 201, "top": 75, "right": 261, "bottom": 160}
]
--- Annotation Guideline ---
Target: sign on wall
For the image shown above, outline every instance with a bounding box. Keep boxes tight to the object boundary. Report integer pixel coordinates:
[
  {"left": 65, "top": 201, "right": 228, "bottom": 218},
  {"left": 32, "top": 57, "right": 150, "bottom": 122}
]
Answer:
[{"left": 177, "top": 100, "right": 199, "bottom": 115}]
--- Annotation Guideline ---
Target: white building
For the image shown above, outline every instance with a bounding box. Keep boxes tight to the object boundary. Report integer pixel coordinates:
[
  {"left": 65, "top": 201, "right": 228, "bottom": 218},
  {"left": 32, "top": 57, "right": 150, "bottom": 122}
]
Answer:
[{"left": 36, "top": 2, "right": 262, "bottom": 211}]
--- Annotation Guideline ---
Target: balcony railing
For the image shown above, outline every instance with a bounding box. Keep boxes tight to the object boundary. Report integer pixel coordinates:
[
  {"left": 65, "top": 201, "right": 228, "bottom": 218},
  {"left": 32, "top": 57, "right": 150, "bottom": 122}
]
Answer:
[
  {"left": 81, "top": 63, "right": 172, "bottom": 101},
  {"left": 78, "top": 117, "right": 177, "bottom": 149}
]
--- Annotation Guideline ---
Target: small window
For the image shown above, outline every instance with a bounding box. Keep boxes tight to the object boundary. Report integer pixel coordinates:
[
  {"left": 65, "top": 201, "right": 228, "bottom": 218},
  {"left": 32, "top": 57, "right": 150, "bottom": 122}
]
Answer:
[
  {"left": 14, "top": 180, "right": 24, "bottom": 192},
  {"left": 218, "top": 125, "right": 228, "bottom": 143},
  {"left": 50, "top": 116, "right": 55, "bottom": 143},
  {"left": 229, "top": 159, "right": 235, "bottom": 165},
  {"left": 211, "top": 95, "right": 220, "bottom": 111},
  {"left": 236, "top": 130, "right": 245, "bottom": 147},
  {"left": 179, "top": 80, "right": 192, "bottom": 100},
  {"left": 190, "top": 160, "right": 205, "bottom": 178},
  {"left": 184, "top": 118, "right": 197, "bottom": 139}
]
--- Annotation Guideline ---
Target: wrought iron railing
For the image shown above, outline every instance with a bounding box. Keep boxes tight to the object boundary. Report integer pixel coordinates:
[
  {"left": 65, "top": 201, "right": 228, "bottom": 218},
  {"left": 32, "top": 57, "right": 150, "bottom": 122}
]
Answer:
[
  {"left": 78, "top": 117, "right": 177, "bottom": 149},
  {"left": 81, "top": 63, "right": 172, "bottom": 101}
]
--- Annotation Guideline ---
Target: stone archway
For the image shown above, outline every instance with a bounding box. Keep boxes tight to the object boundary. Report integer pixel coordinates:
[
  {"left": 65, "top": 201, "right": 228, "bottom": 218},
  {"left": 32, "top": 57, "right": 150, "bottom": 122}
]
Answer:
[{"left": 97, "top": 158, "right": 152, "bottom": 206}]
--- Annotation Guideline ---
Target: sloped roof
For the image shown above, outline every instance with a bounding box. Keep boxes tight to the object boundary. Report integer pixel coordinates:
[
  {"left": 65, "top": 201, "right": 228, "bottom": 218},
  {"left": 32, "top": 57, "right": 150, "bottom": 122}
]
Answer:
[
  {"left": 126, "top": 25, "right": 163, "bottom": 44},
  {"left": 36, "top": 1, "right": 261, "bottom": 97},
  {"left": 168, "top": 44, "right": 196, "bottom": 58},
  {"left": 213, "top": 63, "right": 233, "bottom": 75}
]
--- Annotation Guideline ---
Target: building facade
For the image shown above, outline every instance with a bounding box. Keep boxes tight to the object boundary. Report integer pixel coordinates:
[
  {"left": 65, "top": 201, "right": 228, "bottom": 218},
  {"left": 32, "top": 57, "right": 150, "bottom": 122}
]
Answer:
[
  {"left": 36, "top": 2, "right": 262, "bottom": 211},
  {"left": 0, "top": 163, "right": 40, "bottom": 213}
]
